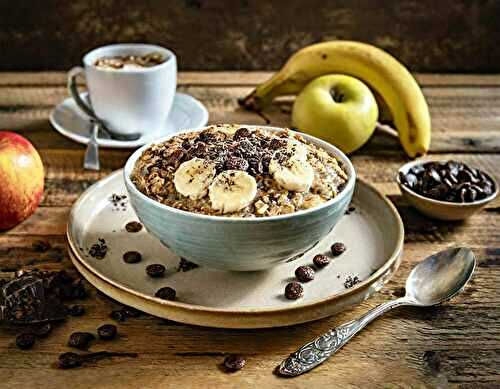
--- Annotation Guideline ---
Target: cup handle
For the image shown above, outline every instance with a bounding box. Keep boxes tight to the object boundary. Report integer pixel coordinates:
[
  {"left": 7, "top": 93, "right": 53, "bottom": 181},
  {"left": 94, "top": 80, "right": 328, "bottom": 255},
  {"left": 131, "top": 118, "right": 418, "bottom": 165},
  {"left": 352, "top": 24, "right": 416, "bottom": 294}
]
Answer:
[{"left": 67, "top": 66, "right": 96, "bottom": 118}]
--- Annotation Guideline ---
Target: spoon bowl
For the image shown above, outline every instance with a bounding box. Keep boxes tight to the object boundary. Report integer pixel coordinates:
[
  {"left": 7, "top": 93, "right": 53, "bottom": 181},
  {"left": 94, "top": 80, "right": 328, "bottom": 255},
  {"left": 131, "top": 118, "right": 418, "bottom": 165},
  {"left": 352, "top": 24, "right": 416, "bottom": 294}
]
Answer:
[{"left": 405, "top": 247, "right": 475, "bottom": 306}]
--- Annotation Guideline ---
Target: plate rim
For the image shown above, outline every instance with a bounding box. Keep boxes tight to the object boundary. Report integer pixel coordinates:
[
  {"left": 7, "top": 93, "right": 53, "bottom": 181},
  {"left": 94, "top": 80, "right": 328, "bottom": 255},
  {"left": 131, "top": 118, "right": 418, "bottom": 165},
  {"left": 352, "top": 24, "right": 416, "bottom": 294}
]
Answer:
[
  {"left": 67, "top": 170, "right": 404, "bottom": 317},
  {"left": 49, "top": 92, "right": 209, "bottom": 149}
]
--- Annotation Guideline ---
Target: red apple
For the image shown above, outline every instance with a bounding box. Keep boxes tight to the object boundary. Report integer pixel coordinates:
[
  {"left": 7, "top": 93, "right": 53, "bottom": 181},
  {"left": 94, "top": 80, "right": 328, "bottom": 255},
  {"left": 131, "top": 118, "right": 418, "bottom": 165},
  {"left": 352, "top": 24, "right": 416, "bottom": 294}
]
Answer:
[{"left": 0, "top": 132, "right": 44, "bottom": 230}]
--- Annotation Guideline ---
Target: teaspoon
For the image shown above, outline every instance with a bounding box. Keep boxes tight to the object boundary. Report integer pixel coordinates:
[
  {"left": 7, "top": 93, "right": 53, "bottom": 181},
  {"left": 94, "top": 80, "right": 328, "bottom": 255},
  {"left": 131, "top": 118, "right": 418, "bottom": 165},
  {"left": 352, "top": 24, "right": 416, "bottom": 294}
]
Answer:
[{"left": 278, "top": 247, "right": 476, "bottom": 377}]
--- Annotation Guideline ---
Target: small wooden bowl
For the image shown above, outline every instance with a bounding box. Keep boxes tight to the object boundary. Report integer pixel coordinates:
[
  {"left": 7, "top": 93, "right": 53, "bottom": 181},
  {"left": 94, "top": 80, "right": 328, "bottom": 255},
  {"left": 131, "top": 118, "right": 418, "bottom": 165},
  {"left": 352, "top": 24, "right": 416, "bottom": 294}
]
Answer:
[{"left": 397, "top": 160, "right": 498, "bottom": 221}]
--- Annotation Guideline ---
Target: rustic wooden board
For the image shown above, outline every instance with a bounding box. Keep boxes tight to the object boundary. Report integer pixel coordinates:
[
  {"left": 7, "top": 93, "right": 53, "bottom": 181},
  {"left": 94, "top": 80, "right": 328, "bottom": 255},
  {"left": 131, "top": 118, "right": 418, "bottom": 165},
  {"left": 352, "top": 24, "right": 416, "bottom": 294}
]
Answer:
[{"left": 0, "top": 72, "right": 498, "bottom": 388}]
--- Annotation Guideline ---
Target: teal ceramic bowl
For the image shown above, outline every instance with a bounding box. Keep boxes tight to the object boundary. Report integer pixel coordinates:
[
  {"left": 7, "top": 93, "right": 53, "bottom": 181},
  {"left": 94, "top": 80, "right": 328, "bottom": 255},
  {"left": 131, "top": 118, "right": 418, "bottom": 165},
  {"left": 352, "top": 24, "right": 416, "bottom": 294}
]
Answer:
[{"left": 124, "top": 125, "right": 356, "bottom": 271}]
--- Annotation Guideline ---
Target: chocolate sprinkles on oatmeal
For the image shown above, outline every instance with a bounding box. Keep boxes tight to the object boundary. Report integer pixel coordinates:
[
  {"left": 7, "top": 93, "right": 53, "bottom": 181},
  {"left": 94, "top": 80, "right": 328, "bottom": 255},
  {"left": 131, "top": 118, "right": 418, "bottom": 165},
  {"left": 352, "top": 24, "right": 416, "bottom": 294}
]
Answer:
[{"left": 131, "top": 125, "right": 348, "bottom": 217}]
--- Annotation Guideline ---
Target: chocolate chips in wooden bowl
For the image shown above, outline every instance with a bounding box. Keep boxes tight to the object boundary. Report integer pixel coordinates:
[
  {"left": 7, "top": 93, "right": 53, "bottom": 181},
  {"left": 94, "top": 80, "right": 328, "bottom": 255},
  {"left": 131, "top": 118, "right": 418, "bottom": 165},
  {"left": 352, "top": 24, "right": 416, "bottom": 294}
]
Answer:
[{"left": 398, "top": 160, "right": 498, "bottom": 220}]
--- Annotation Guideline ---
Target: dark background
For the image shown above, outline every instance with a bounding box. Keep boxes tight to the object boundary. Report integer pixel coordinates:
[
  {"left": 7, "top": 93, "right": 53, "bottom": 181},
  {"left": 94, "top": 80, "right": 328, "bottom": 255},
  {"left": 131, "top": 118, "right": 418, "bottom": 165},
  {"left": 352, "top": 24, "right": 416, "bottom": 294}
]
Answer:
[{"left": 0, "top": 0, "right": 499, "bottom": 72}]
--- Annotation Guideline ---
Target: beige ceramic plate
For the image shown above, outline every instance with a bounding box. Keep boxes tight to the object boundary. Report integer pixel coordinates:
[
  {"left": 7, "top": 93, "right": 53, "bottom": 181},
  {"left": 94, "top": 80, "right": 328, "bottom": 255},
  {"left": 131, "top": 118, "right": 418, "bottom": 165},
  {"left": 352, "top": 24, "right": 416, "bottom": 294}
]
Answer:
[{"left": 67, "top": 170, "right": 404, "bottom": 328}]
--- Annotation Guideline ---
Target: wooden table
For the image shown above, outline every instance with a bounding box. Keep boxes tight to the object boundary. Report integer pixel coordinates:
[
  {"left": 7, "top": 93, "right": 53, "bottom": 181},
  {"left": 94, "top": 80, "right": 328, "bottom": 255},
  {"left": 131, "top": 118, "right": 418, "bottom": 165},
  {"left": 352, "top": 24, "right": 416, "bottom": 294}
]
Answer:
[{"left": 0, "top": 72, "right": 498, "bottom": 388}]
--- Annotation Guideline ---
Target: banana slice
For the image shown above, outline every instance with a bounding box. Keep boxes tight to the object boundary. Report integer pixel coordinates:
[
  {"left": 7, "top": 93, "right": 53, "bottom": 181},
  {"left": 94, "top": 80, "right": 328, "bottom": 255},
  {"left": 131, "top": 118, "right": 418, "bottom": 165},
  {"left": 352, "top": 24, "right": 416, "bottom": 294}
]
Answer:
[
  {"left": 174, "top": 158, "right": 216, "bottom": 200},
  {"left": 269, "top": 154, "right": 314, "bottom": 192},
  {"left": 286, "top": 139, "right": 308, "bottom": 161},
  {"left": 209, "top": 170, "right": 257, "bottom": 214}
]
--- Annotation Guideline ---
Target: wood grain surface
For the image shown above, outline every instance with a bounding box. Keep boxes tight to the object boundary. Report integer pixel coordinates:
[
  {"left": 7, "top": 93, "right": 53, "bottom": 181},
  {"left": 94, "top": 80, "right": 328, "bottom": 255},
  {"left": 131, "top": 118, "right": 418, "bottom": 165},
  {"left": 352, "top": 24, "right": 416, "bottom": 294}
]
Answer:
[
  {"left": 0, "top": 71, "right": 499, "bottom": 388},
  {"left": 0, "top": 1, "right": 500, "bottom": 72}
]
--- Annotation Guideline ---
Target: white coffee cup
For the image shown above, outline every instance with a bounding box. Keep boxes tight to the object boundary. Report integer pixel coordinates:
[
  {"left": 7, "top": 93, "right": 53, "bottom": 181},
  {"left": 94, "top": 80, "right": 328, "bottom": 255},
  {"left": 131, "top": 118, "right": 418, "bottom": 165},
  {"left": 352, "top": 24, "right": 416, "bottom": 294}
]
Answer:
[{"left": 68, "top": 43, "right": 177, "bottom": 136}]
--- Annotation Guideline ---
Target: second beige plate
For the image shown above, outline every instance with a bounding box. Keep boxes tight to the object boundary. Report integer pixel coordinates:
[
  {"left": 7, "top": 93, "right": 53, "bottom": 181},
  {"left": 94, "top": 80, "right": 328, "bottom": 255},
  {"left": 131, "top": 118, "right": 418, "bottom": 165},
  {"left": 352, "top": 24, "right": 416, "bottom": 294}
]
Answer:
[{"left": 68, "top": 171, "right": 404, "bottom": 328}]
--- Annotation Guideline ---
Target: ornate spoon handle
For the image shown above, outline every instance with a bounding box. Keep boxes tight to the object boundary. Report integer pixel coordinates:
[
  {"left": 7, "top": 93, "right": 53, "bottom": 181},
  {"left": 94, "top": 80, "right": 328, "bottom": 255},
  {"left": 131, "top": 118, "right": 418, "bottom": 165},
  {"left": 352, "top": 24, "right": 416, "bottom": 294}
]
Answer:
[{"left": 278, "top": 298, "right": 409, "bottom": 377}]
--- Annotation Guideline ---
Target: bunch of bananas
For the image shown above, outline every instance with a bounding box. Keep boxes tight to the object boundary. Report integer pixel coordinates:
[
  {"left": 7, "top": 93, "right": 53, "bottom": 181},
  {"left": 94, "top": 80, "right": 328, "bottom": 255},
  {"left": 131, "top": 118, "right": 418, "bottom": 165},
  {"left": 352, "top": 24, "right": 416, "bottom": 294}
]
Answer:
[{"left": 240, "top": 41, "right": 431, "bottom": 158}]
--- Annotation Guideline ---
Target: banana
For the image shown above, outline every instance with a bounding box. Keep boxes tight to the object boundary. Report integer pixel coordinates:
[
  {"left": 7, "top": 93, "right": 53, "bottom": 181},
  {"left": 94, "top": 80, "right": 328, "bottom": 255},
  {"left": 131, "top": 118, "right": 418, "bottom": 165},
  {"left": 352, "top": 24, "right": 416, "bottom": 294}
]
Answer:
[
  {"left": 240, "top": 40, "right": 431, "bottom": 158},
  {"left": 173, "top": 158, "right": 216, "bottom": 200},
  {"left": 285, "top": 139, "right": 308, "bottom": 161},
  {"left": 209, "top": 170, "right": 257, "bottom": 214},
  {"left": 269, "top": 154, "right": 314, "bottom": 192}
]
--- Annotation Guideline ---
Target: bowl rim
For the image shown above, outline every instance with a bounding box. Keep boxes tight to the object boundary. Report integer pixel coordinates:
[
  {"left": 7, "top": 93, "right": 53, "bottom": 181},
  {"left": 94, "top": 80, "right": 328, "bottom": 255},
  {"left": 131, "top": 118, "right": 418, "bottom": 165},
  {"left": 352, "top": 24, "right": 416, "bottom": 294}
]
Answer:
[
  {"left": 124, "top": 124, "right": 356, "bottom": 223},
  {"left": 397, "top": 159, "right": 499, "bottom": 207}
]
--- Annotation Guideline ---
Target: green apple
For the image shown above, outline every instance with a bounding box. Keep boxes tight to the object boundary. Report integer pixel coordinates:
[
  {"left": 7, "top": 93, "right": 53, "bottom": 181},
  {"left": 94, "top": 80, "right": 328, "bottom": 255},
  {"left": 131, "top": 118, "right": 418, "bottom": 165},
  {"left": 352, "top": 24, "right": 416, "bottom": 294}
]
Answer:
[{"left": 292, "top": 74, "right": 378, "bottom": 154}]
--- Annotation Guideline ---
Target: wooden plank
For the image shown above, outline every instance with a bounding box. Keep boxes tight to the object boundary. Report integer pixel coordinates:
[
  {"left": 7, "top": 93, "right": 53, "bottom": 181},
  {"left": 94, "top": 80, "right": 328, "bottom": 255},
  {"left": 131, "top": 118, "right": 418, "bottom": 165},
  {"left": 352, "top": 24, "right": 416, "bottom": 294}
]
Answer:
[
  {"left": 0, "top": 72, "right": 500, "bottom": 87},
  {"left": 0, "top": 243, "right": 497, "bottom": 387}
]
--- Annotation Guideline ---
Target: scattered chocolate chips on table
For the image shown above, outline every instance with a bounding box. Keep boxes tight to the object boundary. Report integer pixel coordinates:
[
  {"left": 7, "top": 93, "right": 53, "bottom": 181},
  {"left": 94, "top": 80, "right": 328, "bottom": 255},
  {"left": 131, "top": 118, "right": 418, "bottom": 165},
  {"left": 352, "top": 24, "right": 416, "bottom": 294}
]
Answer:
[
  {"left": 155, "top": 287, "right": 176, "bottom": 301},
  {"left": 400, "top": 160, "right": 496, "bottom": 203},
  {"left": 125, "top": 221, "right": 143, "bottom": 233},
  {"left": 285, "top": 282, "right": 304, "bottom": 300},
  {"left": 110, "top": 310, "right": 127, "bottom": 322},
  {"left": 313, "top": 254, "right": 330, "bottom": 268},
  {"left": 223, "top": 354, "right": 246, "bottom": 372},
  {"left": 295, "top": 266, "right": 315, "bottom": 282},
  {"left": 58, "top": 351, "right": 138, "bottom": 369},
  {"left": 16, "top": 333, "right": 36, "bottom": 350},
  {"left": 344, "top": 276, "right": 361, "bottom": 289},
  {"left": 68, "top": 332, "right": 95, "bottom": 350},
  {"left": 123, "top": 251, "right": 142, "bottom": 264},
  {"left": 88, "top": 238, "right": 108, "bottom": 259},
  {"left": 331, "top": 242, "right": 346, "bottom": 256},
  {"left": 97, "top": 324, "right": 117, "bottom": 340},
  {"left": 146, "top": 264, "right": 166, "bottom": 278}
]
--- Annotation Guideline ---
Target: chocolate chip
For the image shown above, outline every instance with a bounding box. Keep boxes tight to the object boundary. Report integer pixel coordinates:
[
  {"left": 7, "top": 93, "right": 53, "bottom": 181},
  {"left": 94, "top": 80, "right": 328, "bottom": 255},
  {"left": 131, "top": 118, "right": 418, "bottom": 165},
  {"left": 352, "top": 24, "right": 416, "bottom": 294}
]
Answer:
[
  {"left": 189, "top": 142, "right": 208, "bottom": 158},
  {"left": 123, "top": 251, "right": 142, "bottom": 264},
  {"left": 68, "top": 332, "right": 95, "bottom": 350},
  {"left": 224, "top": 156, "right": 249, "bottom": 171},
  {"left": 68, "top": 304, "right": 85, "bottom": 317},
  {"left": 295, "top": 266, "right": 315, "bottom": 282},
  {"left": 97, "top": 324, "right": 117, "bottom": 340},
  {"left": 233, "top": 128, "right": 251, "bottom": 141},
  {"left": 224, "top": 354, "right": 246, "bottom": 371},
  {"left": 146, "top": 264, "right": 166, "bottom": 278},
  {"left": 331, "top": 242, "right": 346, "bottom": 256},
  {"left": 269, "top": 138, "right": 287, "bottom": 150},
  {"left": 58, "top": 352, "right": 82, "bottom": 369},
  {"left": 16, "top": 333, "right": 36, "bottom": 349},
  {"left": 285, "top": 282, "right": 303, "bottom": 300},
  {"left": 125, "top": 221, "right": 143, "bottom": 233},
  {"left": 155, "top": 287, "right": 176, "bottom": 301},
  {"left": 166, "top": 148, "right": 184, "bottom": 167},
  {"left": 313, "top": 254, "right": 330, "bottom": 268}
]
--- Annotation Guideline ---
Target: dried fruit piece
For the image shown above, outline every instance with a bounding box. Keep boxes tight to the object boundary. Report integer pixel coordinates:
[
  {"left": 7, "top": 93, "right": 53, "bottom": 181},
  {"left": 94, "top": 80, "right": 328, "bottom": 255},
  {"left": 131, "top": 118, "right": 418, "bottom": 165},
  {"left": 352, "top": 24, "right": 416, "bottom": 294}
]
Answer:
[{"left": 68, "top": 332, "right": 95, "bottom": 350}]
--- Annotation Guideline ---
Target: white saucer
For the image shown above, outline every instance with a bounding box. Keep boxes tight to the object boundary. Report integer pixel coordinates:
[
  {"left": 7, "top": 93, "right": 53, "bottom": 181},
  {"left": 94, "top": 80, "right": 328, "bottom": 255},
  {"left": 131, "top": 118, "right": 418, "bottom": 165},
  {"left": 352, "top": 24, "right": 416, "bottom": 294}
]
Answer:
[{"left": 50, "top": 92, "right": 209, "bottom": 148}]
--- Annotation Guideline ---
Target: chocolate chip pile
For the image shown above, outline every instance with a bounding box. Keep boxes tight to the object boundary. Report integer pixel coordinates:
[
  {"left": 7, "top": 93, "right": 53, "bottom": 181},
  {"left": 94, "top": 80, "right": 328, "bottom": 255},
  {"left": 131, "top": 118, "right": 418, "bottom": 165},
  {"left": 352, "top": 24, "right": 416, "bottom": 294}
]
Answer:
[
  {"left": 160, "top": 127, "right": 276, "bottom": 177},
  {"left": 400, "top": 161, "right": 496, "bottom": 203}
]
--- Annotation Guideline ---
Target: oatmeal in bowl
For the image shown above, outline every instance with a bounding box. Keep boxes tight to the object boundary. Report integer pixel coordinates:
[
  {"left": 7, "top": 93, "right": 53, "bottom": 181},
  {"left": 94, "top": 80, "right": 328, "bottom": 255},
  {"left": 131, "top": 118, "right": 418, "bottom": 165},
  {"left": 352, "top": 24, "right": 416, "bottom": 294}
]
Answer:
[
  {"left": 130, "top": 125, "right": 348, "bottom": 217},
  {"left": 124, "top": 125, "right": 355, "bottom": 271}
]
